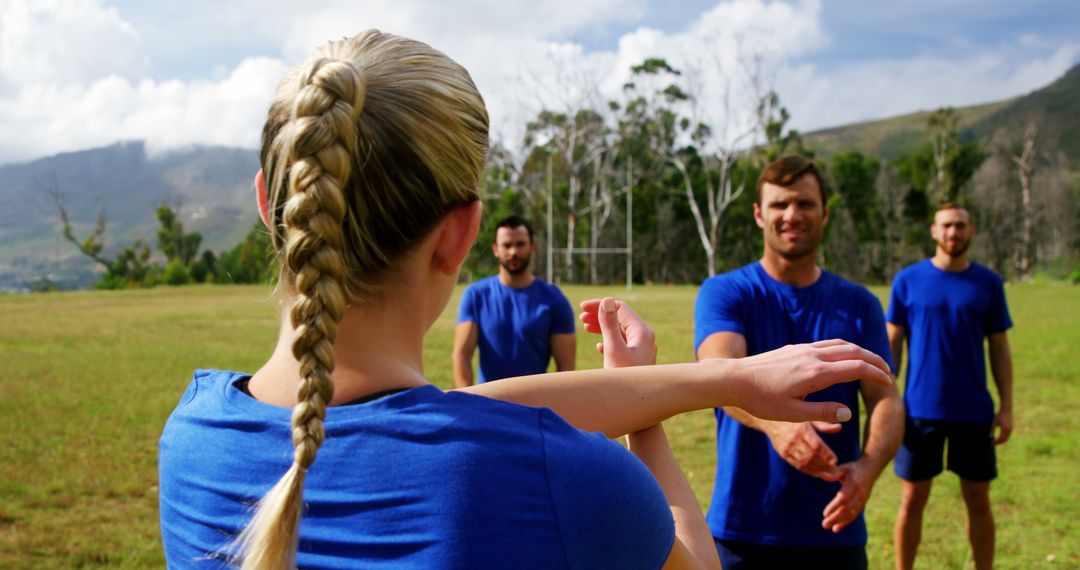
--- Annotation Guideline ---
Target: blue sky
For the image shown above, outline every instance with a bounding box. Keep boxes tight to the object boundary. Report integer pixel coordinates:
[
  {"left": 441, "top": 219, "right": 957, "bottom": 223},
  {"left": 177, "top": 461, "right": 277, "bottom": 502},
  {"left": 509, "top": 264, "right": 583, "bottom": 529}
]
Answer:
[
  {"left": 1, "top": 0, "right": 1077, "bottom": 164},
  {"left": 572, "top": 1, "right": 1080, "bottom": 64}
]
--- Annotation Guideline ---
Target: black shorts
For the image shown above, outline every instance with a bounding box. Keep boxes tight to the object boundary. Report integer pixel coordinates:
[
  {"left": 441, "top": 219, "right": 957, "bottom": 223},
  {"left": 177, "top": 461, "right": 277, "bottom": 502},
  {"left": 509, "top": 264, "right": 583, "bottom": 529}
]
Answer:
[
  {"left": 714, "top": 539, "right": 867, "bottom": 570},
  {"left": 893, "top": 416, "right": 997, "bottom": 482}
]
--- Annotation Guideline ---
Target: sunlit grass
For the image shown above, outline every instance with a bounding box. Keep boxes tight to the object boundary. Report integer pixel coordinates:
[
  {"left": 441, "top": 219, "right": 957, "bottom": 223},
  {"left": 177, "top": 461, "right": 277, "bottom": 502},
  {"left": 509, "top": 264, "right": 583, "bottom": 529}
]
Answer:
[{"left": 0, "top": 282, "right": 1075, "bottom": 568}]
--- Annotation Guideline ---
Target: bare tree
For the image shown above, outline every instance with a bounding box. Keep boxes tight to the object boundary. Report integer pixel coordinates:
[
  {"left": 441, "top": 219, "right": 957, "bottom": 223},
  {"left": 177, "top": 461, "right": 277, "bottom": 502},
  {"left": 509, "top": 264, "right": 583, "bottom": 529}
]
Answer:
[
  {"left": 927, "top": 108, "right": 961, "bottom": 204},
  {"left": 876, "top": 165, "right": 906, "bottom": 280},
  {"left": 624, "top": 47, "right": 767, "bottom": 278},
  {"left": 1012, "top": 121, "right": 1037, "bottom": 281},
  {"left": 518, "top": 48, "right": 616, "bottom": 283}
]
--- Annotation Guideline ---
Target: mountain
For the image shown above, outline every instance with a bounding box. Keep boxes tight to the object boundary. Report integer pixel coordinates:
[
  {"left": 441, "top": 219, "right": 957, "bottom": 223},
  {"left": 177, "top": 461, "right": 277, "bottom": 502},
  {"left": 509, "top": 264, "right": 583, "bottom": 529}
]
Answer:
[
  {"left": 803, "top": 100, "right": 1011, "bottom": 161},
  {"left": 804, "top": 63, "right": 1080, "bottom": 172},
  {"left": 0, "top": 142, "right": 259, "bottom": 290}
]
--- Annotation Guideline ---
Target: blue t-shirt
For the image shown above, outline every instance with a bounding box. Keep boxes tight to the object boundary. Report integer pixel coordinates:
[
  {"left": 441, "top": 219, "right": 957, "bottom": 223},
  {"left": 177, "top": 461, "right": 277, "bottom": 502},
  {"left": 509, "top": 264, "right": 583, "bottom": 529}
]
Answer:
[
  {"left": 693, "top": 262, "right": 893, "bottom": 547},
  {"left": 887, "top": 259, "right": 1012, "bottom": 422},
  {"left": 456, "top": 276, "right": 576, "bottom": 382},
  {"left": 159, "top": 370, "right": 674, "bottom": 569}
]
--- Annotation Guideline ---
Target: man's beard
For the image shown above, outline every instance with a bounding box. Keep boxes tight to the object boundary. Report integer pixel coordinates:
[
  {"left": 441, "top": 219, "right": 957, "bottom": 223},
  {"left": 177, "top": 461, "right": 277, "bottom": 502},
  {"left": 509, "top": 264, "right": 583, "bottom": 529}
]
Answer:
[
  {"left": 500, "top": 254, "right": 531, "bottom": 275},
  {"left": 776, "top": 241, "right": 819, "bottom": 262},
  {"left": 938, "top": 237, "right": 971, "bottom": 257},
  {"left": 769, "top": 228, "right": 823, "bottom": 262}
]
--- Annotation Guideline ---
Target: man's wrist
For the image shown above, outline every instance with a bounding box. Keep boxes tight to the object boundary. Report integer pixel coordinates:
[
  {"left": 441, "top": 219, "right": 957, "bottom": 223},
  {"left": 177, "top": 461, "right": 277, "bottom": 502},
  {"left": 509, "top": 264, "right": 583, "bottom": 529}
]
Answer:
[{"left": 855, "top": 452, "right": 887, "bottom": 479}]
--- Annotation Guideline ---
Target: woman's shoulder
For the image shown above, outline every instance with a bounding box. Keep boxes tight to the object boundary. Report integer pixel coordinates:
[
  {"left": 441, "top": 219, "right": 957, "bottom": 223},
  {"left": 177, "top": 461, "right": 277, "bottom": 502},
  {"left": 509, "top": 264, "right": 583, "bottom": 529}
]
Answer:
[{"left": 534, "top": 411, "right": 676, "bottom": 568}]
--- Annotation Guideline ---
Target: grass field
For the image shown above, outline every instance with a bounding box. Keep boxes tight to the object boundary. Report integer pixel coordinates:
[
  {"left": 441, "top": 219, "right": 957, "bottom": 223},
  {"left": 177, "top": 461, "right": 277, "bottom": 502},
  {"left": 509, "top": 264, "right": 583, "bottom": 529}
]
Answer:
[{"left": 0, "top": 282, "right": 1076, "bottom": 568}]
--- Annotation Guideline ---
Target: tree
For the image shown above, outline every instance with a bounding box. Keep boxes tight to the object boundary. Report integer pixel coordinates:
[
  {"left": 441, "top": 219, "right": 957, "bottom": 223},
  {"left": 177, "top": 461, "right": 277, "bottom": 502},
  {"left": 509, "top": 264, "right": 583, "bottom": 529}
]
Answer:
[
  {"left": 162, "top": 258, "right": 191, "bottom": 286},
  {"left": 971, "top": 118, "right": 1077, "bottom": 281},
  {"left": 875, "top": 165, "right": 908, "bottom": 280},
  {"left": 155, "top": 205, "right": 202, "bottom": 266},
  {"left": 523, "top": 107, "right": 611, "bottom": 283},
  {"left": 676, "top": 54, "right": 766, "bottom": 278},
  {"left": 894, "top": 108, "right": 986, "bottom": 255},
  {"left": 828, "top": 151, "right": 884, "bottom": 281},
  {"left": 922, "top": 107, "right": 985, "bottom": 204},
  {"left": 616, "top": 58, "right": 699, "bottom": 283},
  {"left": 1012, "top": 121, "right": 1037, "bottom": 280},
  {"left": 217, "top": 221, "right": 276, "bottom": 284},
  {"left": 54, "top": 195, "right": 158, "bottom": 289},
  {"left": 757, "top": 90, "right": 814, "bottom": 164},
  {"left": 622, "top": 57, "right": 741, "bottom": 278}
]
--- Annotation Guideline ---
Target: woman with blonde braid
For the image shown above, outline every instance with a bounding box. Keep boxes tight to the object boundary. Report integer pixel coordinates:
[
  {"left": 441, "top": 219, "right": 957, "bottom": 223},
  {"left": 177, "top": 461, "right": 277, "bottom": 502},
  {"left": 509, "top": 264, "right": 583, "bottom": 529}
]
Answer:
[{"left": 158, "top": 30, "right": 892, "bottom": 569}]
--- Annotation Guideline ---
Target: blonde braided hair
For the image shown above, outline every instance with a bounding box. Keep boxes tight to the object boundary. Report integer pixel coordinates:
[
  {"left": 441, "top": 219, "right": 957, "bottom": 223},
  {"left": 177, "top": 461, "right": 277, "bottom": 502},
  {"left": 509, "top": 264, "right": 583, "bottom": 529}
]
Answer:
[
  {"left": 235, "top": 30, "right": 488, "bottom": 568},
  {"left": 235, "top": 56, "right": 362, "bottom": 570}
]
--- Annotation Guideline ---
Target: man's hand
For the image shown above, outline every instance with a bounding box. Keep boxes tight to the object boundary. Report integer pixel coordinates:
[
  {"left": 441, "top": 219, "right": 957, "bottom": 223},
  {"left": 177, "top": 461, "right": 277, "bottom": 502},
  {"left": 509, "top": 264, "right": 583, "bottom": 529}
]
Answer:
[
  {"left": 764, "top": 421, "right": 843, "bottom": 481},
  {"left": 991, "top": 409, "right": 1013, "bottom": 445},
  {"left": 579, "top": 297, "right": 657, "bottom": 368},
  {"left": 821, "top": 459, "right": 876, "bottom": 533}
]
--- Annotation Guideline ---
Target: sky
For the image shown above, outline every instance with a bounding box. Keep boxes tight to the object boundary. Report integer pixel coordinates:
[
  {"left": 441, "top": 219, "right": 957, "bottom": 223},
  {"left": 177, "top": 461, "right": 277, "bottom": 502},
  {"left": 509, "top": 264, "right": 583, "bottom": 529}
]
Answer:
[{"left": 0, "top": 0, "right": 1077, "bottom": 165}]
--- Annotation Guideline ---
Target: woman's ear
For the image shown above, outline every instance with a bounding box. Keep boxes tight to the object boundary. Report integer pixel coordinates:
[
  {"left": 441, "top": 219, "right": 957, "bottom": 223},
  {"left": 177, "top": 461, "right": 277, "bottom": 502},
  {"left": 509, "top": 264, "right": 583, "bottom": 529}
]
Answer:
[
  {"left": 434, "top": 201, "right": 483, "bottom": 275},
  {"left": 254, "top": 169, "right": 270, "bottom": 228}
]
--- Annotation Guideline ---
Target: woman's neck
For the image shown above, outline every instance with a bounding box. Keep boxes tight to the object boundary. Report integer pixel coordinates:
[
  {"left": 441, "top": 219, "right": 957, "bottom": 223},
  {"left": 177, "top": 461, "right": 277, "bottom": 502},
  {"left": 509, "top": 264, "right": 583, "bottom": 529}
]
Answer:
[{"left": 248, "top": 295, "right": 431, "bottom": 408}]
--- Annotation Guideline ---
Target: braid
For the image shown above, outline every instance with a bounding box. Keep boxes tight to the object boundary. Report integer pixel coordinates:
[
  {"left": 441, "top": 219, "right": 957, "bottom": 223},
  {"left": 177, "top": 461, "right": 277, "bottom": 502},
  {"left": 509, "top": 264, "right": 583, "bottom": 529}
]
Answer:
[{"left": 235, "top": 57, "right": 364, "bottom": 570}]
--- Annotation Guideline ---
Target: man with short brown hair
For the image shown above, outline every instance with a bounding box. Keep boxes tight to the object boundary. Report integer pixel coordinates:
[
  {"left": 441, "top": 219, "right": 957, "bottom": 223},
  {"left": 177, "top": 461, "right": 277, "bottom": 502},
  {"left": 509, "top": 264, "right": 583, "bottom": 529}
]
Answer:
[
  {"left": 695, "top": 155, "right": 903, "bottom": 568},
  {"left": 889, "top": 203, "right": 1014, "bottom": 570},
  {"left": 452, "top": 215, "right": 576, "bottom": 387}
]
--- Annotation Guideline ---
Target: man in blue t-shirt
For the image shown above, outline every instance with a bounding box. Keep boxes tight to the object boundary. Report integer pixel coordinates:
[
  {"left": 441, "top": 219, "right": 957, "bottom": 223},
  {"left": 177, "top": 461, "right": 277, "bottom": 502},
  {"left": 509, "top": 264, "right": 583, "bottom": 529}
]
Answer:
[
  {"left": 694, "top": 156, "right": 903, "bottom": 569},
  {"left": 888, "top": 202, "right": 1014, "bottom": 570},
  {"left": 453, "top": 215, "right": 576, "bottom": 386}
]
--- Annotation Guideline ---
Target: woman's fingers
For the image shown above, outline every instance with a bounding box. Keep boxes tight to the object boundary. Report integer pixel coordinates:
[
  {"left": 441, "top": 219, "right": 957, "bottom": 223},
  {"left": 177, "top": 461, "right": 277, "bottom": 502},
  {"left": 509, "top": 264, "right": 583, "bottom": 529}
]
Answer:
[
  {"left": 814, "top": 342, "right": 891, "bottom": 374},
  {"left": 579, "top": 298, "right": 602, "bottom": 311},
  {"left": 809, "top": 339, "right": 850, "bottom": 348},
  {"left": 579, "top": 298, "right": 604, "bottom": 334},
  {"left": 816, "top": 359, "right": 893, "bottom": 389}
]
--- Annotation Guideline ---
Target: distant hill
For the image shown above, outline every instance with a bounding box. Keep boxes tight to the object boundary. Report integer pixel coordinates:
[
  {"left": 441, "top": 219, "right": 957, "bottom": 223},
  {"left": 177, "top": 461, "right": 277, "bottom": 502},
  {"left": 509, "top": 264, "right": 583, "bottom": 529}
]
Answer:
[
  {"left": 805, "top": 63, "right": 1080, "bottom": 171},
  {"left": 0, "top": 142, "right": 259, "bottom": 290},
  {"left": 804, "top": 100, "right": 1011, "bottom": 161}
]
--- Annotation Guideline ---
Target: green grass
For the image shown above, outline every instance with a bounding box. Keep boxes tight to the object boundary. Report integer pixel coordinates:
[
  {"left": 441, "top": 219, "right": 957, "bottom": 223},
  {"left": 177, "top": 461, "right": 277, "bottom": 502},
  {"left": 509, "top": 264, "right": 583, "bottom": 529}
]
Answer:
[{"left": 0, "top": 283, "right": 1076, "bottom": 568}]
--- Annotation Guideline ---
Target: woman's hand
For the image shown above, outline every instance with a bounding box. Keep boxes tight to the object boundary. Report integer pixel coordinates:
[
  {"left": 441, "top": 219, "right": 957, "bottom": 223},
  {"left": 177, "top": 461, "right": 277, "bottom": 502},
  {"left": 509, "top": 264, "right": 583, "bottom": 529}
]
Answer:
[
  {"left": 718, "top": 339, "right": 893, "bottom": 424},
  {"left": 578, "top": 297, "right": 656, "bottom": 368}
]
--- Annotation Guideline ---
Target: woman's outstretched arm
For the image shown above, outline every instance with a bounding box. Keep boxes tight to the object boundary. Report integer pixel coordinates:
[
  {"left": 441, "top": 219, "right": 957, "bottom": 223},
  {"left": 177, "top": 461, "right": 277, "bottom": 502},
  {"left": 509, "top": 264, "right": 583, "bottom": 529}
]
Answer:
[{"left": 462, "top": 298, "right": 891, "bottom": 439}]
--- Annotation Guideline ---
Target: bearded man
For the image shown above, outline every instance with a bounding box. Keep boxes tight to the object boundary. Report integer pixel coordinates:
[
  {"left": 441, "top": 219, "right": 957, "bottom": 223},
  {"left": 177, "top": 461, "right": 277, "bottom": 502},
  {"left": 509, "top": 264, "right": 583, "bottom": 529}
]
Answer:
[
  {"left": 452, "top": 215, "right": 576, "bottom": 386},
  {"left": 889, "top": 202, "right": 1014, "bottom": 570},
  {"left": 694, "top": 156, "right": 903, "bottom": 569}
]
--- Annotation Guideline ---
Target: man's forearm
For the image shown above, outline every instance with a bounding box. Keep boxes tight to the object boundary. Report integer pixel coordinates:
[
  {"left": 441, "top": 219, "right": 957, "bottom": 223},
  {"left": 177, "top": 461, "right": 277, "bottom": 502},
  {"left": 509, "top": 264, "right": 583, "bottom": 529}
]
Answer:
[
  {"left": 886, "top": 323, "right": 905, "bottom": 380},
  {"left": 889, "top": 340, "right": 903, "bottom": 380},
  {"left": 550, "top": 333, "right": 576, "bottom": 372},
  {"left": 989, "top": 334, "right": 1014, "bottom": 411},
  {"left": 451, "top": 353, "right": 474, "bottom": 388},
  {"left": 858, "top": 391, "right": 904, "bottom": 474}
]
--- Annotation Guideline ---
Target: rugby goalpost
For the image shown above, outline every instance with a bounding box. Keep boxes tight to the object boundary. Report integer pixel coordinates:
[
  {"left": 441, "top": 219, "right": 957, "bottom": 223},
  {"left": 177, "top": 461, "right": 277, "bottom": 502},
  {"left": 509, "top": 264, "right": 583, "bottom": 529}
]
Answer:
[{"left": 543, "top": 155, "right": 634, "bottom": 292}]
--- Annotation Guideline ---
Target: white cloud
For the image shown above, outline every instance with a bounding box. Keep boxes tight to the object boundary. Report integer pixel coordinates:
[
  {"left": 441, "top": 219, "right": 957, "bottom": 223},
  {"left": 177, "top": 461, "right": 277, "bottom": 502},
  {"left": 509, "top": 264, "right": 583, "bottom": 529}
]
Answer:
[
  {"left": 0, "top": 0, "right": 149, "bottom": 90},
  {"left": 0, "top": 0, "right": 652, "bottom": 163},
  {"left": 0, "top": 55, "right": 287, "bottom": 161},
  {"left": 780, "top": 41, "right": 1080, "bottom": 132},
  {"left": 0, "top": 0, "right": 288, "bottom": 162},
  {"left": 0, "top": 0, "right": 1075, "bottom": 164}
]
